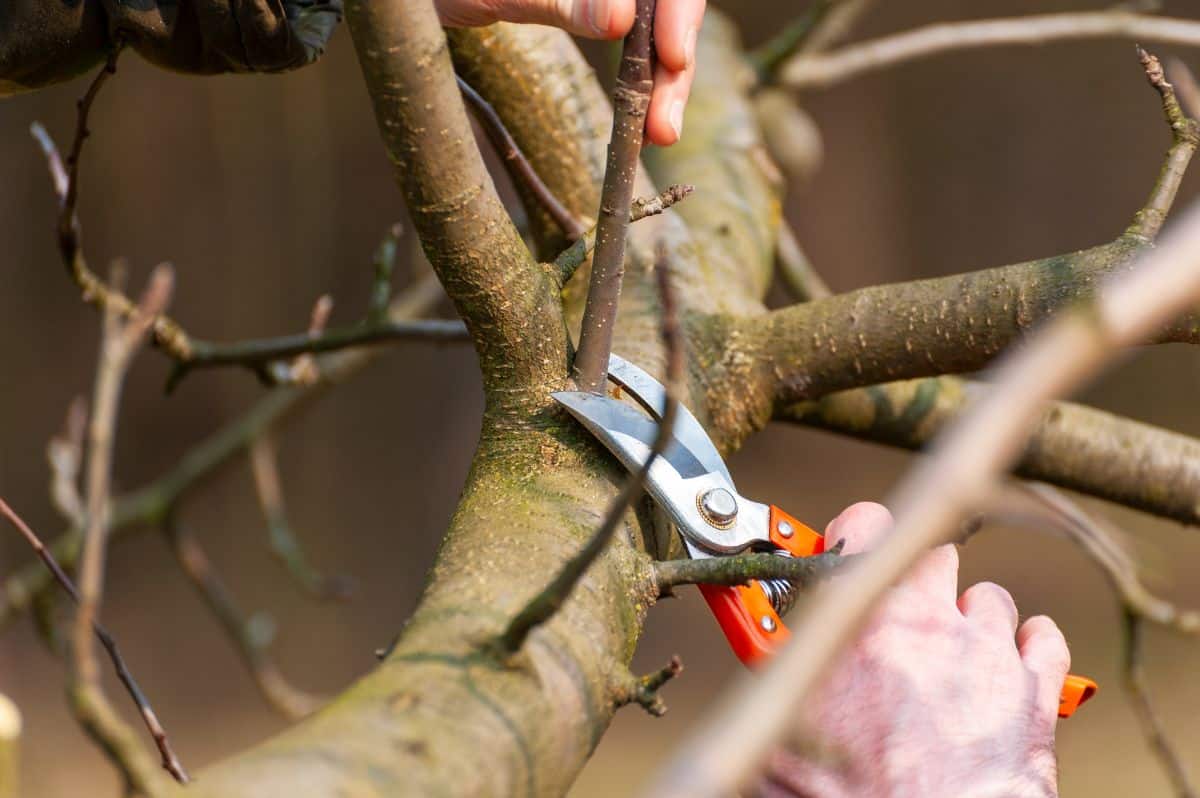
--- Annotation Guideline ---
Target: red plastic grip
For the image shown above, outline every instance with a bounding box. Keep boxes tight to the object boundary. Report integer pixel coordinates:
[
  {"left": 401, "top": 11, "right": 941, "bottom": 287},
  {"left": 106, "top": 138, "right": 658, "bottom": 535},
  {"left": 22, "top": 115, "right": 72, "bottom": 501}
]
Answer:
[{"left": 698, "top": 506, "right": 823, "bottom": 667}]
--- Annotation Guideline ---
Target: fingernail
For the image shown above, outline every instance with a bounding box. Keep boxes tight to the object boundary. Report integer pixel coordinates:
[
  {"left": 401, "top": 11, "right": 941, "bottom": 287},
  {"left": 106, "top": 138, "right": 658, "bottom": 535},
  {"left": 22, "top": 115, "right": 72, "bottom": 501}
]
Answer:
[
  {"left": 669, "top": 100, "right": 685, "bottom": 141},
  {"left": 588, "top": 0, "right": 610, "bottom": 35},
  {"left": 684, "top": 26, "right": 697, "bottom": 67}
]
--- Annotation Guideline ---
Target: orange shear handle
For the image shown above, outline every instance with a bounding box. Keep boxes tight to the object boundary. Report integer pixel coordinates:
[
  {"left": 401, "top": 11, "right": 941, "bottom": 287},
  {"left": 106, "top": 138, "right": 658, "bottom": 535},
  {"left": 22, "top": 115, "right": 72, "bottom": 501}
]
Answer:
[{"left": 698, "top": 506, "right": 1097, "bottom": 719}]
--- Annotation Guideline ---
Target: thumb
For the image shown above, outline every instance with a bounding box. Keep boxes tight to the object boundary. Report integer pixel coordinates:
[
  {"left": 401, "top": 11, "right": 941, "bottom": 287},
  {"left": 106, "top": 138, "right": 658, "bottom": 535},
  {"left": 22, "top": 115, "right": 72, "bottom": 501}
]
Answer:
[{"left": 435, "top": 0, "right": 636, "bottom": 40}]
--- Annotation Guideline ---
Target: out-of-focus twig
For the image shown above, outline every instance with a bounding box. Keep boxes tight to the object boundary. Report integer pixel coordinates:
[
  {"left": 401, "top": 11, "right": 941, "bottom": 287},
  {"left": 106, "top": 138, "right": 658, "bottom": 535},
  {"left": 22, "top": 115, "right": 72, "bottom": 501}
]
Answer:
[
  {"left": 783, "top": 11, "right": 1200, "bottom": 90},
  {"left": 164, "top": 514, "right": 324, "bottom": 720},
  {"left": 47, "top": 397, "right": 87, "bottom": 526},
  {"left": 498, "top": 245, "right": 682, "bottom": 655},
  {"left": 70, "top": 264, "right": 188, "bottom": 787},
  {"left": 0, "top": 495, "right": 178, "bottom": 792},
  {"left": 250, "top": 434, "right": 353, "bottom": 600},
  {"left": 775, "top": 224, "right": 832, "bottom": 303},
  {"left": 1124, "top": 614, "right": 1198, "bottom": 798}
]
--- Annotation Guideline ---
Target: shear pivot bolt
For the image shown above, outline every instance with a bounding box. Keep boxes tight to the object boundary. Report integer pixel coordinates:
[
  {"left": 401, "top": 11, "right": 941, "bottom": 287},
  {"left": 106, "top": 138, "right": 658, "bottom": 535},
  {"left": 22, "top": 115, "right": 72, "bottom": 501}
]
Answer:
[
  {"left": 698, "top": 488, "right": 738, "bottom": 528},
  {"left": 759, "top": 616, "right": 777, "bottom": 633},
  {"left": 778, "top": 520, "right": 794, "bottom": 538}
]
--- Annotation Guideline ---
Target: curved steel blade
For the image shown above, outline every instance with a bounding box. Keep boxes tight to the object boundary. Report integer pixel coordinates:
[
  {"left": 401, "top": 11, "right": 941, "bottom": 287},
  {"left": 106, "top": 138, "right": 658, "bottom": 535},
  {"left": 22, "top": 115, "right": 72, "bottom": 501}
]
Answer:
[
  {"left": 552, "top": 390, "right": 769, "bottom": 554},
  {"left": 606, "top": 353, "right": 733, "bottom": 485}
]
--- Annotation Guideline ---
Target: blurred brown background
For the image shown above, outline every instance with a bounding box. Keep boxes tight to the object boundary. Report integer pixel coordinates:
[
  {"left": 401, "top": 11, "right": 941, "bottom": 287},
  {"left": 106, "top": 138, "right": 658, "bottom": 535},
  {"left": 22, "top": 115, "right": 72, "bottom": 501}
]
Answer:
[{"left": 3, "top": 1, "right": 1200, "bottom": 795}]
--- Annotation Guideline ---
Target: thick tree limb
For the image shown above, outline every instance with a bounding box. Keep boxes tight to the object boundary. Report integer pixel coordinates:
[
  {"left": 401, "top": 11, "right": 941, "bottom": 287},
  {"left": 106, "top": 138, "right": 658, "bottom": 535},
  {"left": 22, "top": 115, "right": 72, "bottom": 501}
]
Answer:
[
  {"left": 498, "top": 250, "right": 683, "bottom": 655},
  {"left": 346, "top": 0, "right": 567, "bottom": 401},
  {"left": 782, "top": 11, "right": 1200, "bottom": 90},
  {"left": 573, "top": 0, "right": 657, "bottom": 392}
]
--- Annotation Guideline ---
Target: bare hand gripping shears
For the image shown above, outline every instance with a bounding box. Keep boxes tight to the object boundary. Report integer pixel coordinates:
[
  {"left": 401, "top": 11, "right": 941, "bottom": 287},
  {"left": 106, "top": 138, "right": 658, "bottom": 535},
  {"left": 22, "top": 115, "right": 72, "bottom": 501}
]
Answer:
[{"left": 553, "top": 353, "right": 1097, "bottom": 718}]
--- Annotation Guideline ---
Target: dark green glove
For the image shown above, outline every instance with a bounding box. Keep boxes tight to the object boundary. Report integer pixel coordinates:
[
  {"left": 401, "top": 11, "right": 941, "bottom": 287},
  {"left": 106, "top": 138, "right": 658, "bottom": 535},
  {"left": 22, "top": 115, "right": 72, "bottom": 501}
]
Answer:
[{"left": 1, "top": 0, "right": 341, "bottom": 96}]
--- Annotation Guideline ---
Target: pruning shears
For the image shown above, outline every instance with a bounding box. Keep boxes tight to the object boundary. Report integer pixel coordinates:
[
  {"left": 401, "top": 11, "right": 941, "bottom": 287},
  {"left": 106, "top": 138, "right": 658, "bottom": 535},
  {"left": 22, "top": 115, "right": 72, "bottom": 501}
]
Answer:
[{"left": 553, "top": 353, "right": 1097, "bottom": 718}]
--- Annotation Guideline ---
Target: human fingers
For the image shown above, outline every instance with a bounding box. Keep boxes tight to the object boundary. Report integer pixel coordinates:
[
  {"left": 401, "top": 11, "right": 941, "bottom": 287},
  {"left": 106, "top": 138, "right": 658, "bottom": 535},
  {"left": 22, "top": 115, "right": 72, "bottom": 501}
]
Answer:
[
  {"left": 823, "top": 501, "right": 892, "bottom": 555},
  {"left": 645, "top": 59, "right": 695, "bottom": 145},
  {"left": 958, "top": 581, "right": 1020, "bottom": 638},
  {"left": 653, "top": 0, "right": 705, "bottom": 71},
  {"left": 1017, "top": 615, "right": 1071, "bottom": 716},
  {"left": 435, "top": 0, "right": 637, "bottom": 40}
]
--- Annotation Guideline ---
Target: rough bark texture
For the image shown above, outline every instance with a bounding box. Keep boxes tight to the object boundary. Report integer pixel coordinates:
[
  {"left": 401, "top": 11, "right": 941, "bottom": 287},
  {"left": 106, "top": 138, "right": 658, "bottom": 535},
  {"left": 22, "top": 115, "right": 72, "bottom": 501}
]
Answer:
[{"left": 782, "top": 376, "right": 1200, "bottom": 525}]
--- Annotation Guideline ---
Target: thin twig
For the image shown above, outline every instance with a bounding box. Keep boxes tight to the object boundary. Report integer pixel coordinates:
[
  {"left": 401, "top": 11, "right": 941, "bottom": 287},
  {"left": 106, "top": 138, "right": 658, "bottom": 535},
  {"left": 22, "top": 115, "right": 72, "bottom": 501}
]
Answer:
[
  {"left": 782, "top": 11, "right": 1200, "bottom": 90},
  {"left": 367, "top": 223, "right": 403, "bottom": 325},
  {"left": 554, "top": 184, "right": 693, "bottom": 287},
  {"left": 69, "top": 264, "right": 189, "bottom": 785},
  {"left": 572, "top": 0, "right": 657, "bottom": 392},
  {"left": 167, "top": 318, "right": 469, "bottom": 391},
  {"left": 498, "top": 245, "right": 682, "bottom": 655},
  {"left": 747, "top": 2, "right": 835, "bottom": 80},
  {"left": 616, "top": 656, "right": 684, "bottom": 717},
  {"left": 0, "top": 497, "right": 180, "bottom": 791},
  {"left": 280, "top": 294, "right": 334, "bottom": 386},
  {"left": 164, "top": 514, "right": 324, "bottom": 720},
  {"left": 1, "top": 273, "right": 448, "bottom": 633},
  {"left": 1124, "top": 614, "right": 1198, "bottom": 798},
  {"left": 31, "top": 51, "right": 194, "bottom": 363},
  {"left": 457, "top": 74, "right": 588, "bottom": 240},
  {"left": 654, "top": 546, "right": 848, "bottom": 596},
  {"left": 250, "top": 435, "right": 353, "bottom": 600},
  {"left": 1129, "top": 47, "right": 1200, "bottom": 240}
]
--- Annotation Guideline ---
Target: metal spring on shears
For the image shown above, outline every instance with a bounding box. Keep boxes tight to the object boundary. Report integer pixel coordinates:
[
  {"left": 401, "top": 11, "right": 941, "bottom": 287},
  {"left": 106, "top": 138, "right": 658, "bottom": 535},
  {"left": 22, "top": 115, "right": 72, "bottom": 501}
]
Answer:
[{"left": 760, "top": 550, "right": 799, "bottom": 616}]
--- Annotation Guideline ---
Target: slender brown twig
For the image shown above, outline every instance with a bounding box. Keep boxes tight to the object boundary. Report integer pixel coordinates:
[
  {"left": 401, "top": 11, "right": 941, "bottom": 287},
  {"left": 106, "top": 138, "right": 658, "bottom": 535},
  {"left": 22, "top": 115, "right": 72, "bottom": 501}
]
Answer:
[
  {"left": 572, "top": 0, "right": 657, "bottom": 392},
  {"left": 47, "top": 397, "right": 87, "bottom": 526},
  {"left": 0, "top": 496, "right": 183, "bottom": 790},
  {"left": 554, "top": 184, "right": 693, "bottom": 286},
  {"left": 457, "top": 74, "right": 588, "bottom": 240},
  {"left": 497, "top": 245, "right": 682, "bottom": 655},
  {"left": 164, "top": 514, "right": 324, "bottom": 720}
]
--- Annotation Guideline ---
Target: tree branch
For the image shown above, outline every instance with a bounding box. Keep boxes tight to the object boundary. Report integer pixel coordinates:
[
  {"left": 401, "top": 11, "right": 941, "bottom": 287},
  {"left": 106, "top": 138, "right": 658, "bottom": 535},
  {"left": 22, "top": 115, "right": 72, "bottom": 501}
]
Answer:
[
  {"left": 498, "top": 247, "right": 681, "bottom": 655},
  {"left": 250, "top": 435, "right": 352, "bottom": 600},
  {"left": 70, "top": 264, "right": 188, "bottom": 787},
  {"left": 345, "top": 0, "right": 567, "bottom": 399},
  {"left": 573, "top": 0, "right": 657, "bottom": 392},
  {"left": 654, "top": 547, "right": 848, "bottom": 595},
  {"left": 613, "top": 655, "right": 684, "bottom": 717},
  {"left": 1, "top": 274, "right": 447, "bottom": 632},
  {"left": 164, "top": 514, "right": 323, "bottom": 721},
  {"left": 781, "top": 377, "right": 1200, "bottom": 526},
  {"left": 0, "top": 495, "right": 178, "bottom": 793},
  {"left": 553, "top": 184, "right": 693, "bottom": 286},
  {"left": 1125, "top": 614, "right": 1198, "bottom": 798},
  {"left": 457, "top": 74, "right": 587, "bottom": 241},
  {"left": 782, "top": 11, "right": 1200, "bottom": 90}
]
